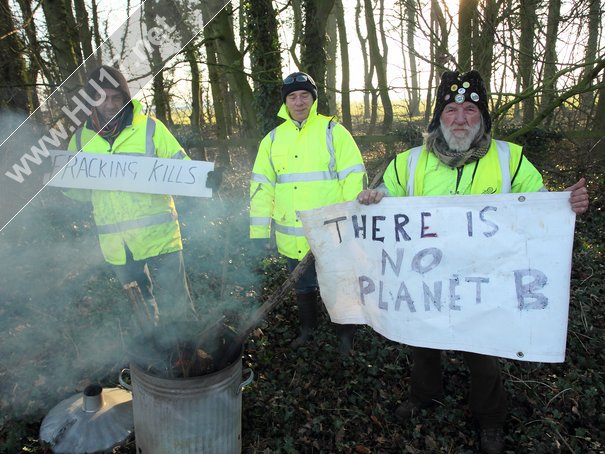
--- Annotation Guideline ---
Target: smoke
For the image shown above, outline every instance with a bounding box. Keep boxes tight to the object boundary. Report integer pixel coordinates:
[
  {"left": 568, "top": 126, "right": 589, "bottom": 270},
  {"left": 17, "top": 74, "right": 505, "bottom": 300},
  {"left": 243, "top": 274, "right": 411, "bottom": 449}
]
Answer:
[
  {"left": 0, "top": 0, "right": 253, "bottom": 430},
  {"left": 0, "top": 138, "right": 274, "bottom": 426},
  {"left": 0, "top": 193, "right": 116, "bottom": 421}
]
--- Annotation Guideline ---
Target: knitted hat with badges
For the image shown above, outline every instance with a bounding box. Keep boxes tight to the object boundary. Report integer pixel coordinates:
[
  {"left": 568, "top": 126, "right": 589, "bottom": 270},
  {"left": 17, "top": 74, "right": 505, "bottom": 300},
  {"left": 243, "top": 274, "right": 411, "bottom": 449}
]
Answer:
[{"left": 428, "top": 70, "right": 491, "bottom": 133}]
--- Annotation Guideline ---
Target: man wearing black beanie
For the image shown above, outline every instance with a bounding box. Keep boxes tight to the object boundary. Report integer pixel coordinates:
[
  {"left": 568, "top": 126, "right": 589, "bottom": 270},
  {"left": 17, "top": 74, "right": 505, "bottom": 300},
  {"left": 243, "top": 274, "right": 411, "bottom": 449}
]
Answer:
[
  {"left": 280, "top": 71, "right": 318, "bottom": 106},
  {"left": 250, "top": 71, "right": 367, "bottom": 355},
  {"left": 357, "top": 70, "right": 589, "bottom": 454}
]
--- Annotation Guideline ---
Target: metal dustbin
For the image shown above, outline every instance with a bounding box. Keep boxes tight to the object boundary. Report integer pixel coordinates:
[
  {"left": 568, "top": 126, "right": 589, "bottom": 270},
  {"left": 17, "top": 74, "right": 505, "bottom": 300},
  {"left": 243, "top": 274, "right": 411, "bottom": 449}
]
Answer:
[{"left": 122, "top": 322, "right": 253, "bottom": 453}]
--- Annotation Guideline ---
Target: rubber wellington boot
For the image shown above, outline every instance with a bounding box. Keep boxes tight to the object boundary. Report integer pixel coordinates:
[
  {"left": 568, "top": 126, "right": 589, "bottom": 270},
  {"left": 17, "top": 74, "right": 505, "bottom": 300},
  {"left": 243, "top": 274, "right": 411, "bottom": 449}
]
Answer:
[
  {"left": 290, "top": 291, "right": 318, "bottom": 349},
  {"left": 335, "top": 324, "right": 356, "bottom": 356}
]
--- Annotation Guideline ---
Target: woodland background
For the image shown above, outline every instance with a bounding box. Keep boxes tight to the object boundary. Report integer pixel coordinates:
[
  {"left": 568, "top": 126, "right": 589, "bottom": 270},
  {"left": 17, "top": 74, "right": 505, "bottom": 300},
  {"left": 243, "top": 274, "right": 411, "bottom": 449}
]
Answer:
[{"left": 0, "top": 0, "right": 603, "bottom": 452}]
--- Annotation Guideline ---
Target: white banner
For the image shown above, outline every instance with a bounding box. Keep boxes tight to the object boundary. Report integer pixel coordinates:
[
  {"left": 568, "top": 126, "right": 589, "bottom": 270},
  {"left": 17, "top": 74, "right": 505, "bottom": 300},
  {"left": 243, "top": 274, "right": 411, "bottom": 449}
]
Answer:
[
  {"left": 44, "top": 150, "right": 214, "bottom": 197},
  {"left": 298, "top": 192, "right": 576, "bottom": 362}
]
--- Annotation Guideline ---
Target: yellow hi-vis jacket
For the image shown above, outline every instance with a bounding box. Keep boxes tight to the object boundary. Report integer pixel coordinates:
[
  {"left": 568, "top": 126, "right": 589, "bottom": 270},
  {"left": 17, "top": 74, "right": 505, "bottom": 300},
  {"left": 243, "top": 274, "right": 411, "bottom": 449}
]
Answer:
[
  {"left": 250, "top": 101, "right": 367, "bottom": 260},
  {"left": 67, "top": 99, "right": 188, "bottom": 265},
  {"left": 382, "top": 140, "right": 546, "bottom": 197}
]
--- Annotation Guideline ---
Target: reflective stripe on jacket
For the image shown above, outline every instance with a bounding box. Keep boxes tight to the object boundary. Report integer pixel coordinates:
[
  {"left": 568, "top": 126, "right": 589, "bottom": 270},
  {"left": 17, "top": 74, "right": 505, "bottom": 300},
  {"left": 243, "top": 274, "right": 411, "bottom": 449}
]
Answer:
[
  {"left": 67, "top": 99, "right": 188, "bottom": 265},
  {"left": 250, "top": 100, "right": 367, "bottom": 260},
  {"left": 382, "top": 139, "right": 546, "bottom": 197}
]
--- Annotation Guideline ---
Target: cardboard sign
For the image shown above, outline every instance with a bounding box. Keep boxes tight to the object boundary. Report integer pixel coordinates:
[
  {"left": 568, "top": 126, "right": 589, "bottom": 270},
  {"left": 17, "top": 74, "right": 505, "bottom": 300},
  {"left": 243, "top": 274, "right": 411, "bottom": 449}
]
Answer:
[
  {"left": 298, "top": 192, "right": 576, "bottom": 362},
  {"left": 44, "top": 150, "right": 214, "bottom": 197}
]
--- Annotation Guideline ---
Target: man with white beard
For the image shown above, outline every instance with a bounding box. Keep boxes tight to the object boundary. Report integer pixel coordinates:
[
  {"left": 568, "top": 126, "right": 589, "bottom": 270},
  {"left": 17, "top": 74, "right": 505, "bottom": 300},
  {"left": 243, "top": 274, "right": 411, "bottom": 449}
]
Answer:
[{"left": 357, "top": 70, "right": 589, "bottom": 454}]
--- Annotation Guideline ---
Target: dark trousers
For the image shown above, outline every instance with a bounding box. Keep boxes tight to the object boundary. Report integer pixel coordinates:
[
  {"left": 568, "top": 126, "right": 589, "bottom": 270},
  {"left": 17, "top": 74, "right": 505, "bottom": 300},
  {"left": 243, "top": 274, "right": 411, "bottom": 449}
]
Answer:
[
  {"left": 286, "top": 257, "right": 318, "bottom": 295},
  {"left": 410, "top": 347, "right": 507, "bottom": 428},
  {"left": 286, "top": 257, "right": 356, "bottom": 341},
  {"left": 112, "top": 249, "right": 196, "bottom": 322}
]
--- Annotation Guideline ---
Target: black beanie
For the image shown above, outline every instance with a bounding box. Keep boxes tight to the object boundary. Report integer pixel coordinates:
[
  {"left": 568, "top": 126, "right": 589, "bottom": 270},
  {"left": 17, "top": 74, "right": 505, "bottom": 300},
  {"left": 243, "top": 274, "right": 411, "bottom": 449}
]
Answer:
[
  {"left": 428, "top": 70, "right": 491, "bottom": 133},
  {"left": 85, "top": 65, "right": 131, "bottom": 101},
  {"left": 281, "top": 72, "right": 317, "bottom": 103}
]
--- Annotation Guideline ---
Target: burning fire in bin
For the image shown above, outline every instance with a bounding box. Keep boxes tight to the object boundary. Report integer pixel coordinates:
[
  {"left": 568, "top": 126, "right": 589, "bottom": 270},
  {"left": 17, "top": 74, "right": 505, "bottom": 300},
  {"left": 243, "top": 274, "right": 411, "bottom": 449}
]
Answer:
[{"left": 123, "top": 320, "right": 254, "bottom": 453}]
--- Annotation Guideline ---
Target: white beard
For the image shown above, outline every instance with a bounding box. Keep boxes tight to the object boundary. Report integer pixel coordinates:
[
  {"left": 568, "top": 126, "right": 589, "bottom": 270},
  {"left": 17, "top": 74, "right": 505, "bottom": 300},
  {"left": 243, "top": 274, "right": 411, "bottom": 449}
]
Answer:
[{"left": 440, "top": 119, "right": 481, "bottom": 152}]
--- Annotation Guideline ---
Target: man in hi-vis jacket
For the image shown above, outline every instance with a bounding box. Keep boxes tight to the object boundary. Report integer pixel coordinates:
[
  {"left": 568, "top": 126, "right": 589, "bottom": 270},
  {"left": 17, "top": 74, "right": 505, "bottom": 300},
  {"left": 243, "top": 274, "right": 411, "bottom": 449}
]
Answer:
[
  {"left": 250, "top": 72, "right": 367, "bottom": 355},
  {"left": 357, "top": 70, "right": 589, "bottom": 454},
  {"left": 66, "top": 65, "right": 196, "bottom": 322}
]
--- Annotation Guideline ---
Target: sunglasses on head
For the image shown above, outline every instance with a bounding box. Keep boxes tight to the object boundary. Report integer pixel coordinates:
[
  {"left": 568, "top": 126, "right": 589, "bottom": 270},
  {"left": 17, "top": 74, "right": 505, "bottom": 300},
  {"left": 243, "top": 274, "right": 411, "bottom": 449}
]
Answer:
[{"left": 284, "top": 74, "right": 310, "bottom": 84}]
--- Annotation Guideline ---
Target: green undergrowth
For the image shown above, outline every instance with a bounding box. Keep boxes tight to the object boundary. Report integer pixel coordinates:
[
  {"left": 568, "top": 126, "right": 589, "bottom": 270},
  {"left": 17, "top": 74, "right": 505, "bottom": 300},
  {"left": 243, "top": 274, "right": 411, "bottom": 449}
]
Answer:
[{"left": 1, "top": 137, "right": 604, "bottom": 454}]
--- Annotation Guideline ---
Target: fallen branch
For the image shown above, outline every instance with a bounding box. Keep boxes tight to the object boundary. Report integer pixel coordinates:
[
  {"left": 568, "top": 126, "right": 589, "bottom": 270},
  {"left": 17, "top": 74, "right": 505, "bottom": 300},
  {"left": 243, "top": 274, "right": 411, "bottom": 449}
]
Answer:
[{"left": 215, "top": 253, "right": 315, "bottom": 370}]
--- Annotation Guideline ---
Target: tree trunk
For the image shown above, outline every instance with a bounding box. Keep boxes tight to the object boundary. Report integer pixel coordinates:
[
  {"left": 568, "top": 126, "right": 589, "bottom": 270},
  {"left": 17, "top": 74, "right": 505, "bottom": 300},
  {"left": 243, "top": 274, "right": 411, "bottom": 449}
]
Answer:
[
  {"left": 144, "top": 1, "right": 170, "bottom": 125},
  {"left": 204, "top": 3, "right": 257, "bottom": 138},
  {"left": 426, "top": 0, "right": 448, "bottom": 123},
  {"left": 335, "top": 0, "right": 352, "bottom": 130},
  {"left": 513, "top": 66, "right": 522, "bottom": 122},
  {"left": 63, "top": 0, "right": 84, "bottom": 66},
  {"left": 369, "top": 90, "right": 379, "bottom": 134},
  {"left": 41, "top": 0, "right": 83, "bottom": 86},
  {"left": 73, "top": 0, "right": 96, "bottom": 68},
  {"left": 355, "top": 0, "right": 371, "bottom": 119},
  {"left": 183, "top": 43, "right": 202, "bottom": 136},
  {"left": 519, "top": 0, "right": 537, "bottom": 124},
  {"left": 204, "top": 39, "right": 231, "bottom": 165},
  {"left": 458, "top": 0, "right": 477, "bottom": 71},
  {"left": 404, "top": 0, "right": 420, "bottom": 116},
  {"left": 0, "top": 0, "right": 31, "bottom": 112},
  {"left": 378, "top": 0, "right": 388, "bottom": 75},
  {"left": 474, "top": 0, "right": 497, "bottom": 91},
  {"left": 205, "top": 43, "right": 227, "bottom": 138},
  {"left": 581, "top": 0, "right": 601, "bottom": 126},
  {"left": 152, "top": 72, "right": 170, "bottom": 125},
  {"left": 244, "top": 0, "right": 283, "bottom": 136},
  {"left": 594, "top": 81, "right": 605, "bottom": 161},
  {"left": 90, "top": 0, "right": 102, "bottom": 52},
  {"left": 15, "top": 0, "right": 43, "bottom": 111},
  {"left": 288, "top": 0, "right": 303, "bottom": 70},
  {"left": 541, "top": 0, "right": 561, "bottom": 127},
  {"left": 431, "top": 0, "right": 449, "bottom": 74},
  {"left": 502, "top": 2, "right": 522, "bottom": 122},
  {"left": 326, "top": 8, "right": 338, "bottom": 115},
  {"left": 364, "top": 0, "right": 393, "bottom": 132},
  {"left": 301, "top": 0, "right": 336, "bottom": 114}
]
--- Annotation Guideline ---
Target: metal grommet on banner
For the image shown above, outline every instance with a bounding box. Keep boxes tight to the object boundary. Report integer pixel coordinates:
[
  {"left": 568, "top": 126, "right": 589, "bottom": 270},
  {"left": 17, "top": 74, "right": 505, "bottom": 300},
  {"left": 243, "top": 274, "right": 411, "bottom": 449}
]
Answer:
[
  {"left": 518, "top": 195, "right": 526, "bottom": 202},
  {"left": 516, "top": 352, "right": 525, "bottom": 358}
]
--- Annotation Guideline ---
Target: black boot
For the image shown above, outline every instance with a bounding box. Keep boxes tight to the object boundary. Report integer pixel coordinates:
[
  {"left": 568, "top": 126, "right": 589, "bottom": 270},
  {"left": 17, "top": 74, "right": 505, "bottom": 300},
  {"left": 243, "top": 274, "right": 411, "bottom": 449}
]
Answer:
[
  {"left": 290, "top": 291, "right": 318, "bottom": 349},
  {"left": 335, "top": 324, "right": 356, "bottom": 356}
]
